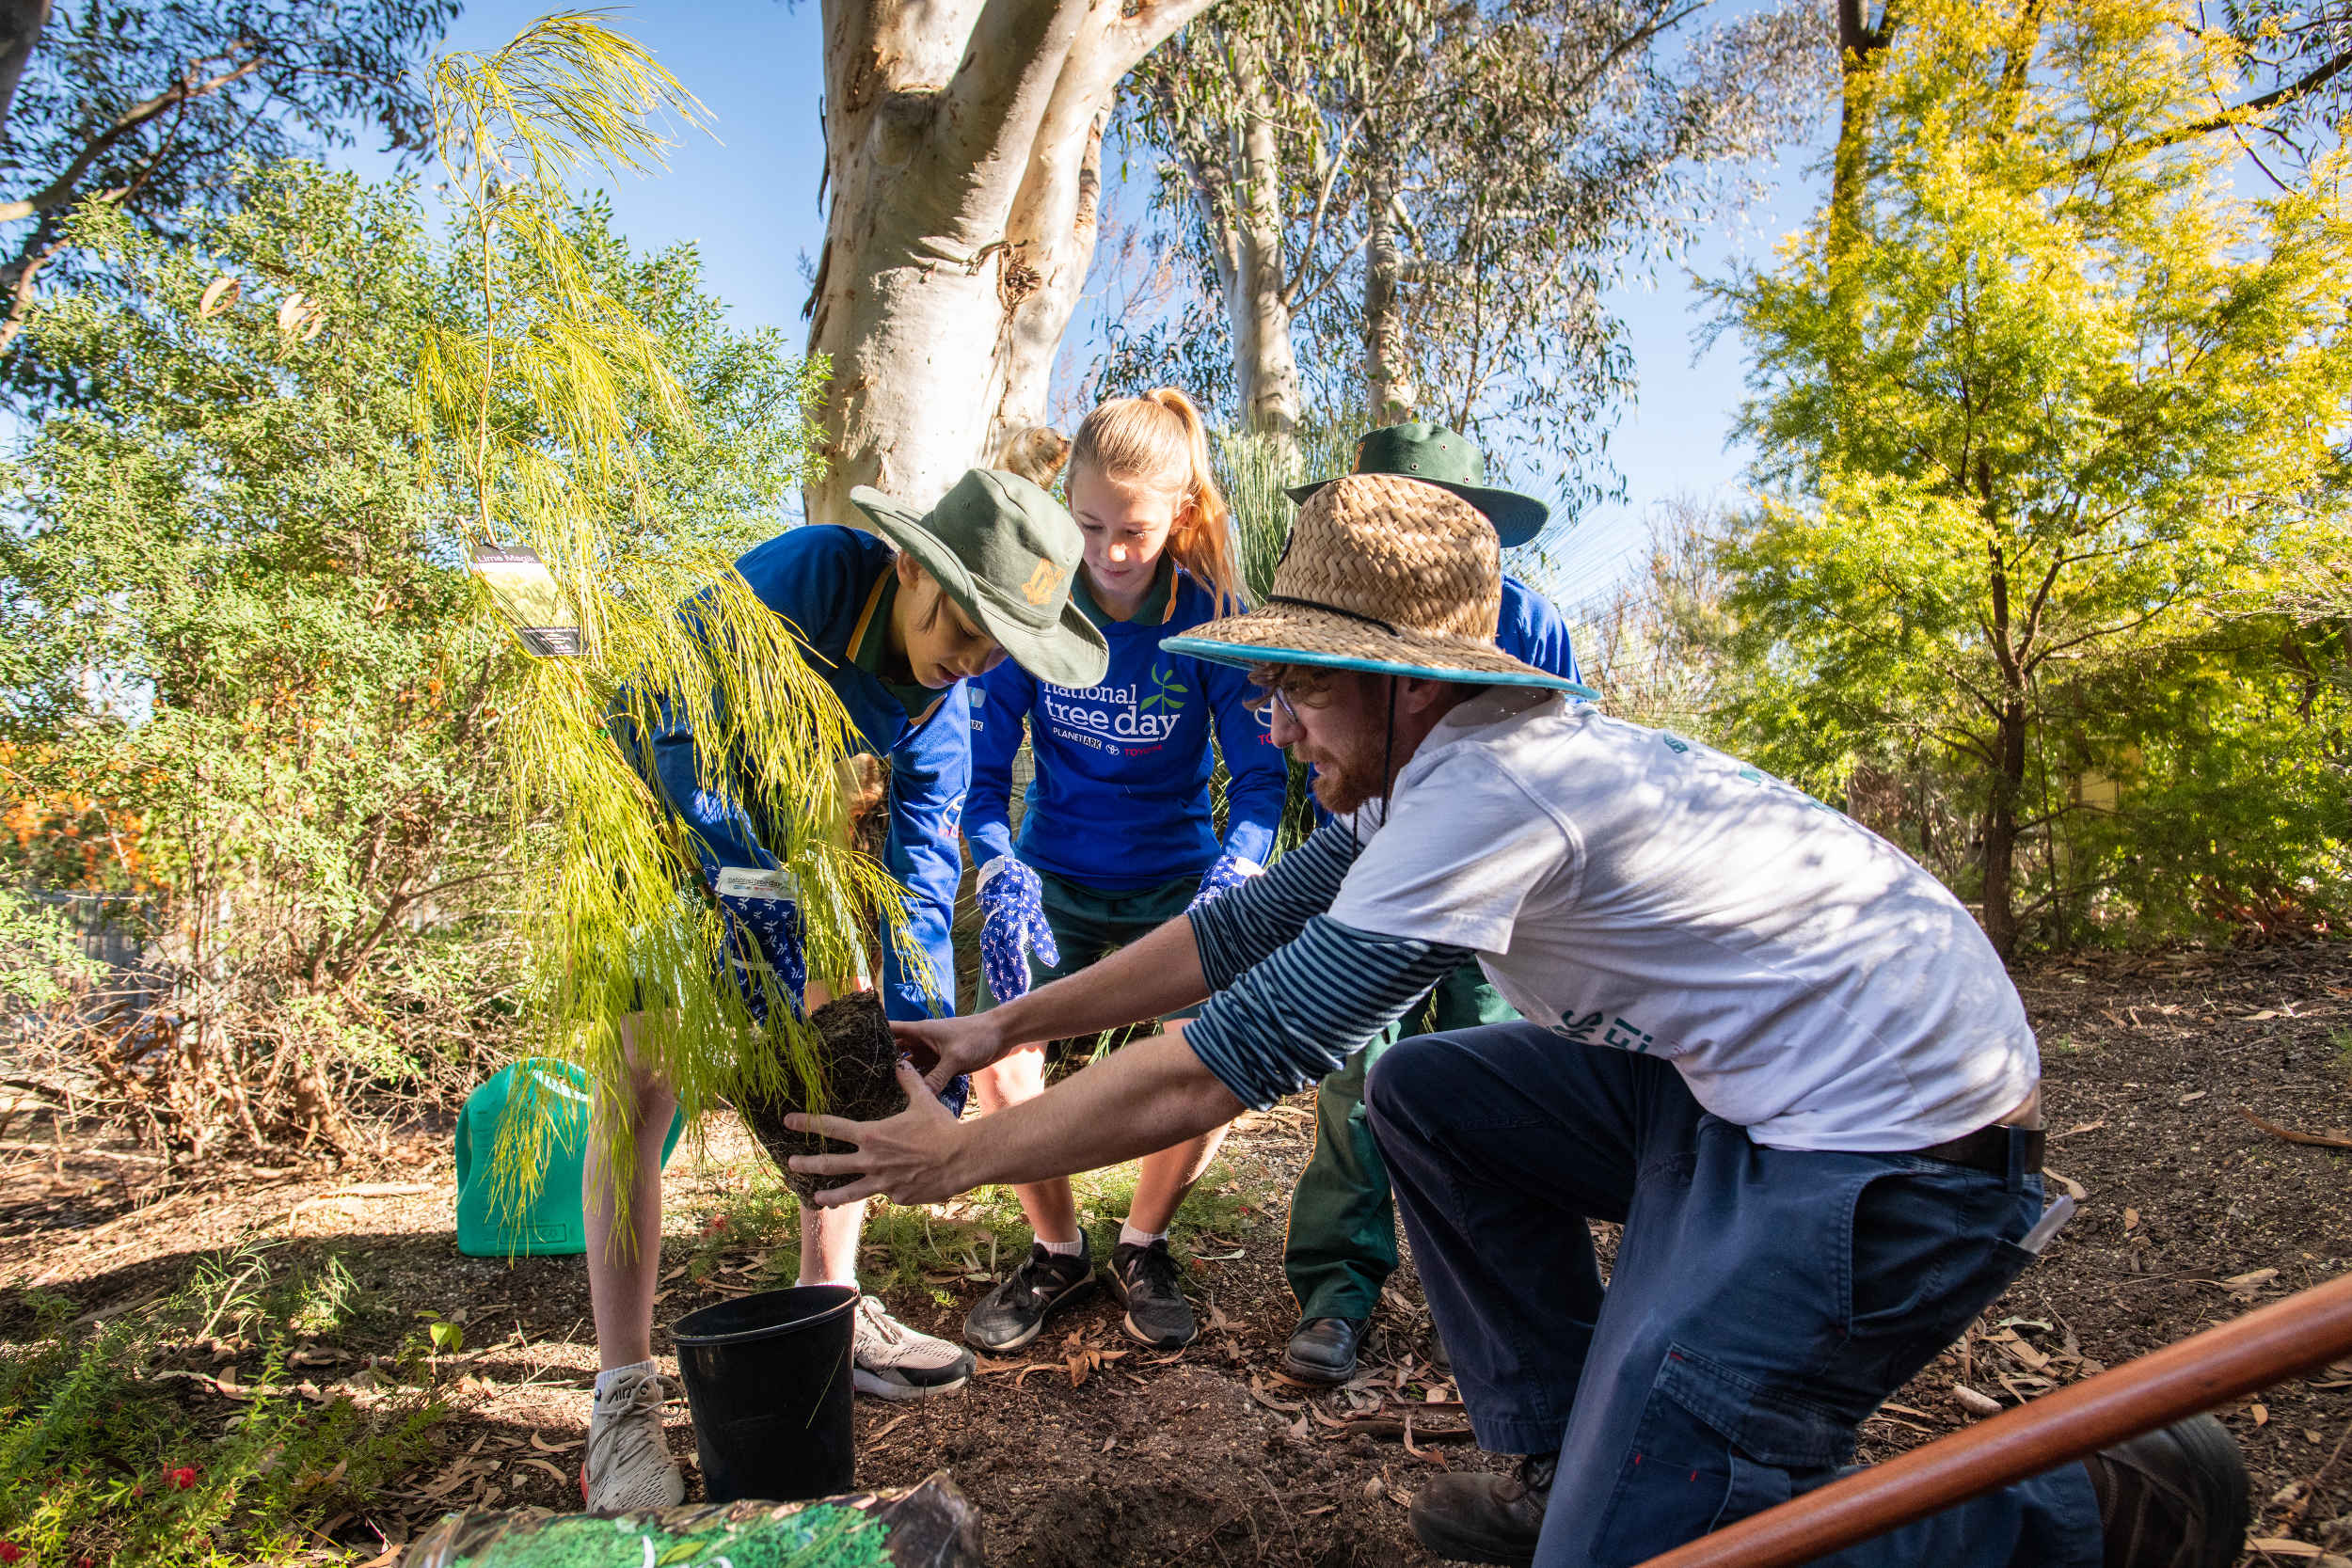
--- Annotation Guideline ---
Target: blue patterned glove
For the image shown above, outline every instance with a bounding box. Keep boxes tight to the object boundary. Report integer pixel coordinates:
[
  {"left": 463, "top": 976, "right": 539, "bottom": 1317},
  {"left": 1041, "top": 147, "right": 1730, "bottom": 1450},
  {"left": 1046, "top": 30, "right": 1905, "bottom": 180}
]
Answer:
[
  {"left": 1186, "top": 852, "right": 1262, "bottom": 911},
  {"left": 713, "top": 870, "right": 806, "bottom": 1025},
  {"left": 976, "top": 857, "right": 1058, "bottom": 1006}
]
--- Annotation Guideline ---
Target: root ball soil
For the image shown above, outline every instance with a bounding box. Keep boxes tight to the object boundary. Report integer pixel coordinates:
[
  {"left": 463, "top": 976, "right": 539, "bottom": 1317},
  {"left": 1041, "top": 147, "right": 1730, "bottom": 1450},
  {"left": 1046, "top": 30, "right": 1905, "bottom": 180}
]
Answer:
[{"left": 737, "top": 992, "right": 902, "bottom": 1199}]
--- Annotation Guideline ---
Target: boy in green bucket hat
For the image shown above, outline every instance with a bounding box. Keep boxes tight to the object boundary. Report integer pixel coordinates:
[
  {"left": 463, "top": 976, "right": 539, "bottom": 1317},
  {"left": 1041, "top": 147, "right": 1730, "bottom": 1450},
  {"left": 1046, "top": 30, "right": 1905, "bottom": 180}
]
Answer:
[
  {"left": 1279, "top": 424, "right": 1582, "bottom": 1385},
  {"left": 590, "top": 467, "right": 1105, "bottom": 1513}
]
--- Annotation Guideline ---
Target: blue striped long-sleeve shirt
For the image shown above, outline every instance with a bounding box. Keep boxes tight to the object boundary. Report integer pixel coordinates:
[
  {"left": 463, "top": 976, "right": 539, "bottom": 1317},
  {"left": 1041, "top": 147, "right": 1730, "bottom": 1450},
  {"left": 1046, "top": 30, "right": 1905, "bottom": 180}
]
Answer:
[{"left": 1183, "top": 822, "right": 1469, "bottom": 1107}]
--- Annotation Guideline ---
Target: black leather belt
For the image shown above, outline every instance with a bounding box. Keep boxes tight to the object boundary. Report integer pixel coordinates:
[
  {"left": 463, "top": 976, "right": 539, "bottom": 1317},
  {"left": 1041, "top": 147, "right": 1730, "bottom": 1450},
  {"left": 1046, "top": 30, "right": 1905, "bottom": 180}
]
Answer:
[{"left": 1911, "top": 1122, "right": 2044, "bottom": 1177}]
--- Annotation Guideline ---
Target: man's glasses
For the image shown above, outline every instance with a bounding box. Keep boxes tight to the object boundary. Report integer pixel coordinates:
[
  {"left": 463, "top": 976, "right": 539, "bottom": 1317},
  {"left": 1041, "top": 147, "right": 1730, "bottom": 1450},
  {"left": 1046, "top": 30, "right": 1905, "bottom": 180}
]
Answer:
[{"left": 1248, "top": 686, "right": 1303, "bottom": 731}]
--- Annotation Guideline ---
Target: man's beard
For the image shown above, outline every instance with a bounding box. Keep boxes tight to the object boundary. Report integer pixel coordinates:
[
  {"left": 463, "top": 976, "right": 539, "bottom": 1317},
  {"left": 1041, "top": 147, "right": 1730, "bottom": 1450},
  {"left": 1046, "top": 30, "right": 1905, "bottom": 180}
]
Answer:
[{"left": 1308, "top": 753, "right": 1382, "bottom": 816}]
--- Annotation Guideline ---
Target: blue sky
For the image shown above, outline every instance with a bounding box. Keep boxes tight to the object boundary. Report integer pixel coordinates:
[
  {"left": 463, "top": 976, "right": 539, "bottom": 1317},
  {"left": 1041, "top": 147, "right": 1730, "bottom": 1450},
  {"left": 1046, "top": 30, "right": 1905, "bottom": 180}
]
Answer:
[{"left": 337, "top": 0, "right": 1829, "bottom": 609}]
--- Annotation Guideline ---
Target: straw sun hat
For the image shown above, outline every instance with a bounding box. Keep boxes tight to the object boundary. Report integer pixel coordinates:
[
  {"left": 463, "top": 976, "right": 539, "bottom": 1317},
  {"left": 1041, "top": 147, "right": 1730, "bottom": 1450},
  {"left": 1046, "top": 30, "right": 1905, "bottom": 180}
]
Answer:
[{"left": 1163, "top": 472, "right": 1596, "bottom": 695}]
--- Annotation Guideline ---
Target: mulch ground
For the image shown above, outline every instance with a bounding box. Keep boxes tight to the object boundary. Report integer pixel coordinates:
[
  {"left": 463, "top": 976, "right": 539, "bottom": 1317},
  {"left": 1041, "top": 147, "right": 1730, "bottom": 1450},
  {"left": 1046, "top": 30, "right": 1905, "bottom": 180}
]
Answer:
[{"left": 6, "top": 936, "right": 2351, "bottom": 1566}]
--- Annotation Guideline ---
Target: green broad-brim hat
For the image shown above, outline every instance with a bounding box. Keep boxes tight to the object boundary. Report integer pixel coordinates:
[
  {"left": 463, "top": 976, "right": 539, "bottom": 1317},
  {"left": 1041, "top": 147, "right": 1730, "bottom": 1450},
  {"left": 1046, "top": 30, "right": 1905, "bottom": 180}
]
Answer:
[
  {"left": 850, "top": 468, "right": 1109, "bottom": 689},
  {"left": 1285, "top": 423, "right": 1549, "bottom": 546}
]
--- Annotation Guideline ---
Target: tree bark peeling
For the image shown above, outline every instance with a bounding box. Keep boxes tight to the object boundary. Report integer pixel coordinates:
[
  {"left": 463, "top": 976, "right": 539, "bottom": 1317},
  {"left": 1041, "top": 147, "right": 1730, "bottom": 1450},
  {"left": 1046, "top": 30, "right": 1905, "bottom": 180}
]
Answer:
[{"left": 806, "top": 0, "right": 1214, "bottom": 526}]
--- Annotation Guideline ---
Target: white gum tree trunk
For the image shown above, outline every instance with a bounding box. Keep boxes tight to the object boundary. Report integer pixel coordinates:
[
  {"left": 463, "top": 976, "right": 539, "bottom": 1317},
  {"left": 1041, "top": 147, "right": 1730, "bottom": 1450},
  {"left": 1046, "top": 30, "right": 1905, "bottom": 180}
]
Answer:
[
  {"left": 1226, "top": 59, "right": 1303, "bottom": 449},
  {"left": 806, "top": 0, "right": 1213, "bottom": 527},
  {"left": 1362, "top": 158, "right": 1413, "bottom": 425}
]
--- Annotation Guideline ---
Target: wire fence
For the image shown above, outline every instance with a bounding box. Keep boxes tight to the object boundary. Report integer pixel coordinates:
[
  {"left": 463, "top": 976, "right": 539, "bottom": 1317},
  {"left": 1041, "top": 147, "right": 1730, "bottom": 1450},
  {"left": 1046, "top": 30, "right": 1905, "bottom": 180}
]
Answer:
[{"left": 29, "top": 889, "right": 149, "bottom": 974}]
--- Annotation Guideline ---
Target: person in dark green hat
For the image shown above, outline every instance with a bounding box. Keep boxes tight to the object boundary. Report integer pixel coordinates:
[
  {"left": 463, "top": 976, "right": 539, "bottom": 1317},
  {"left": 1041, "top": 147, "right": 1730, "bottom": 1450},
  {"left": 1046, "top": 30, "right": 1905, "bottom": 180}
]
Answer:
[
  {"left": 589, "top": 467, "right": 1107, "bottom": 1512},
  {"left": 1278, "top": 424, "right": 1584, "bottom": 1386}
]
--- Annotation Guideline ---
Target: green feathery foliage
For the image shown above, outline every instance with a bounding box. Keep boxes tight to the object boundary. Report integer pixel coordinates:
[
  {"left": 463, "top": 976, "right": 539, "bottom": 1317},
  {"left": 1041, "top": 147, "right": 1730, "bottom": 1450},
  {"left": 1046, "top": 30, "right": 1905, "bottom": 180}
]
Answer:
[
  {"left": 1714, "top": 0, "right": 2352, "bottom": 951},
  {"left": 413, "top": 15, "right": 915, "bottom": 1227}
]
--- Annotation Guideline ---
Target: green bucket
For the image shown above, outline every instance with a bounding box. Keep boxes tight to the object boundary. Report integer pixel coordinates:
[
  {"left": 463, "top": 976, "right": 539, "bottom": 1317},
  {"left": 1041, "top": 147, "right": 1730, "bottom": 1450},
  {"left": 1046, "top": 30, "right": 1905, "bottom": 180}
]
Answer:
[{"left": 454, "top": 1059, "right": 684, "bottom": 1258}]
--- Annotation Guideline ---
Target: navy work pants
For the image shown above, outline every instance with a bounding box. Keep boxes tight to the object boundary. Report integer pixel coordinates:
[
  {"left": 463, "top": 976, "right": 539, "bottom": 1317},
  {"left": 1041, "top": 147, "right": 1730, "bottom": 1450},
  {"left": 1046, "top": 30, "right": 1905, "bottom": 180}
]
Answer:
[{"left": 1363, "top": 1022, "right": 2101, "bottom": 1568}]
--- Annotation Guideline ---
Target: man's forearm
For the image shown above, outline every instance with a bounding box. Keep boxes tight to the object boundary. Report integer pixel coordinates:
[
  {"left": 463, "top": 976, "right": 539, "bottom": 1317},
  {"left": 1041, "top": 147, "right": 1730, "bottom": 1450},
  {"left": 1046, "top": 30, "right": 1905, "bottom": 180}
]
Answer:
[
  {"left": 946, "top": 1031, "right": 1242, "bottom": 1190},
  {"left": 989, "top": 912, "right": 1210, "bottom": 1045}
]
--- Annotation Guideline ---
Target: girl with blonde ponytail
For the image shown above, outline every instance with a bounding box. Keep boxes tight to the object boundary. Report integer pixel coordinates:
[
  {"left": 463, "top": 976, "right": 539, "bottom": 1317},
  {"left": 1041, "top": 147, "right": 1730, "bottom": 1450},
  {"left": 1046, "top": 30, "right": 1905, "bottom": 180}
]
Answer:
[{"left": 959, "top": 389, "right": 1288, "bottom": 1354}]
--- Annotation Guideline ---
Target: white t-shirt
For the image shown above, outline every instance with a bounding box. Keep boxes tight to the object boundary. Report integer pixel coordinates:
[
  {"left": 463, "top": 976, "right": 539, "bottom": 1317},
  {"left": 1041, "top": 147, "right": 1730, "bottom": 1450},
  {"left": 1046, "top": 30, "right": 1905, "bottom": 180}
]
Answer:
[{"left": 1327, "top": 689, "right": 2038, "bottom": 1151}]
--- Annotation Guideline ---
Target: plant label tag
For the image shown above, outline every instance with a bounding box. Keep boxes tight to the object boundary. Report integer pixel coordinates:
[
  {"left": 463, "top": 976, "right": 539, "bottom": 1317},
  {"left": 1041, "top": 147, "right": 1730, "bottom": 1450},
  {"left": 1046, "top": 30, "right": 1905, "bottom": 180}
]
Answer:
[
  {"left": 716, "top": 867, "right": 800, "bottom": 902},
  {"left": 469, "top": 542, "right": 582, "bottom": 657}
]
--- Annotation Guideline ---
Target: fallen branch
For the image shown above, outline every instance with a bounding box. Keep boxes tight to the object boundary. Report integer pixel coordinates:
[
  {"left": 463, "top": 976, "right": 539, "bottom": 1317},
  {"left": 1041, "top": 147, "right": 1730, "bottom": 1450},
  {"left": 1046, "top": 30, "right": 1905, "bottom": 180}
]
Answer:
[
  {"left": 1317, "top": 1417, "right": 1475, "bottom": 1443},
  {"left": 2238, "top": 1107, "right": 2352, "bottom": 1151}
]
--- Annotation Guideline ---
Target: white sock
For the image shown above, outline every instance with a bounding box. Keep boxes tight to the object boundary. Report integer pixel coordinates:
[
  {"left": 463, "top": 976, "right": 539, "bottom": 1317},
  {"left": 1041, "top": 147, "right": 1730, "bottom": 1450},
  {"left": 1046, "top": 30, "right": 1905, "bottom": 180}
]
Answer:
[
  {"left": 595, "top": 1358, "right": 657, "bottom": 1400},
  {"left": 1038, "top": 1235, "right": 1085, "bottom": 1258},
  {"left": 803, "top": 1275, "right": 857, "bottom": 1292},
  {"left": 1119, "top": 1222, "right": 1168, "bottom": 1249}
]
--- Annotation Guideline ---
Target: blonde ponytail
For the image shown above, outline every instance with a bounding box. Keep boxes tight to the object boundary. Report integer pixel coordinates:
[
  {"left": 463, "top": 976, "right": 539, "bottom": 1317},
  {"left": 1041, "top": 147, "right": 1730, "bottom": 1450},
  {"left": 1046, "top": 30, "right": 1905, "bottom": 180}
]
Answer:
[
  {"left": 1069, "top": 388, "right": 1245, "bottom": 615},
  {"left": 993, "top": 424, "right": 1072, "bottom": 490}
]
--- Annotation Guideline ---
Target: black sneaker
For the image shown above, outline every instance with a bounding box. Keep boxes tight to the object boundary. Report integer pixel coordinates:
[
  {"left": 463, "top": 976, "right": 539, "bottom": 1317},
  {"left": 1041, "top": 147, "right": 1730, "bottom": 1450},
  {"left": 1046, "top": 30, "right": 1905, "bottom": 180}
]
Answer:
[
  {"left": 1408, "top": 1451, "right": 1555, "bottom": 1567},
  {"left": 962, "top": 1239, "right": 1097, "bottom": 1352},
  {"left": 2084, "top": 1415, "right": 2249, "bottom": 1568},
  {"left": 1108, "top": 1239, "right": 1196, "bottom": 1349}
]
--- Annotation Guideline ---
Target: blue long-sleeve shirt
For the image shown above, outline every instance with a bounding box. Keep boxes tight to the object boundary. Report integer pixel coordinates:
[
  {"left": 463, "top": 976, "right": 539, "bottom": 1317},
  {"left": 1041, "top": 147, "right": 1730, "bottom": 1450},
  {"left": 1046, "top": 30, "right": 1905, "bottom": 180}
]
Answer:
[
  {"left": 1499, "top": 575, "right": 1581, "bottom": 683},
  {"left": 965, "top": 562, "right": 1288, "bottom": 891},
  {"left": 612, "top": 526, "right": 969, "bottom": 1022}
]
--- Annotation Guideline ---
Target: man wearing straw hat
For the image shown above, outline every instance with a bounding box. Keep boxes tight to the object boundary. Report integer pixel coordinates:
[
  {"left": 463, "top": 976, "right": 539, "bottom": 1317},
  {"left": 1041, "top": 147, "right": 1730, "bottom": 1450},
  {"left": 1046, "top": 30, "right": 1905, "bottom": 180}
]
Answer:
[
  {"left": 1278, "top": 422, "right": 1582, "bottom": 1386},
  {"left": 790, "top": 475, "right": 2248, "bottom": 1568}
]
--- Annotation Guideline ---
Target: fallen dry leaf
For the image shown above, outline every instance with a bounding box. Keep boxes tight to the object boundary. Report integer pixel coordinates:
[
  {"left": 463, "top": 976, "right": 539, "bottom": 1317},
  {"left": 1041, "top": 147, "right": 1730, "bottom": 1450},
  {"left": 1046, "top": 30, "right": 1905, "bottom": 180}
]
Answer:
[
  {"left": 1951, "top": 1384, "right": 2004, "bottom": 1418},
  {"left": 2240, "top": 1107, "right": 2352, "bottom": 1151},
  {"left": 1248, "top": 1376, "right": 1303, "bottom": 1416}
]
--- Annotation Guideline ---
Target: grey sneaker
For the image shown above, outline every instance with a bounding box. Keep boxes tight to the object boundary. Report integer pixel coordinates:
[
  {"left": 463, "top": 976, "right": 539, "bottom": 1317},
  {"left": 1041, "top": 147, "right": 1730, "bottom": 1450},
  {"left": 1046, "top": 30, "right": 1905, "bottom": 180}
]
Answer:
[
  {"left": 964, "top": 1238, "right": 1098, "bottom": 1352},
  {"left": 583, "top": 1365, "right": 686, "bottom": 1513},
  {"left": 851, "top": 1293, "right": 975, "bottom": 1400},
  {"left": 1108, "top": 1239, "right": 1196, "bottom": 1349}
]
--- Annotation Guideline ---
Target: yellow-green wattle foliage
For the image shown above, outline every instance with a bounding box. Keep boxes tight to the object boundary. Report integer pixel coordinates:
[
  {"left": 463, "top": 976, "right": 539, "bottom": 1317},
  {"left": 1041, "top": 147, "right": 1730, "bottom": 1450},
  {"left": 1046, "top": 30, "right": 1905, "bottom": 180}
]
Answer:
[
  {"left": 413, "top": 14, "right": 924, "bottom": 1235},
  {"left": 1714, "top": 0, "right": 2352, "bottom": 954}
]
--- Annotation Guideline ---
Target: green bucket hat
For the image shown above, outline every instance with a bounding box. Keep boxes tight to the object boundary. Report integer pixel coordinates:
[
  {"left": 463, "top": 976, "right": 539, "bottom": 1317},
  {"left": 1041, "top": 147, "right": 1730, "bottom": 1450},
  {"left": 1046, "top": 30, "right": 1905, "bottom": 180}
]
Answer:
[
  {"left": 850, "top": 468, "right": 1109, "bottom": 689},
  {"left": 1285, "top": 423, "right": 1549, "bottom": 547}
]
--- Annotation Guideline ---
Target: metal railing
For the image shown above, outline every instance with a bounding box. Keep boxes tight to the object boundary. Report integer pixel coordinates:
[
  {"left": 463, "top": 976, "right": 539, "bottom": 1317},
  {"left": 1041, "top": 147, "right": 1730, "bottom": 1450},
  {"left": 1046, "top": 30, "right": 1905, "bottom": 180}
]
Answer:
[{"left": 1633, "top": 1271, "right": 2352, "bottom": 1568}]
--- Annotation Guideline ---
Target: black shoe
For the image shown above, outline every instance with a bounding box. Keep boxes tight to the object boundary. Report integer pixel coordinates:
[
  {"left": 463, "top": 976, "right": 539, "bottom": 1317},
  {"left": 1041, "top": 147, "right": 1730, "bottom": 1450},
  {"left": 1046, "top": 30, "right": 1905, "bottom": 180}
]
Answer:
[
  {"left": 2085, "top": 1415, "right": 2249, "bottom": 1568},
  {"left": 1108, "top": 1239, "right": 1196, "bottom": 1349},
  {"left": 962, "top": 1239, "right": 1097, "bottom": 1352},
  {"left": 1428, "top": 1333, "right": 1452, "bottom": 1374},
  {"left": 1408, "top": 1451, "right": 1555, "bottom": 1567},
  {"left": 1284, "top": 1317, "right": 1365, "bottom": 1384}
]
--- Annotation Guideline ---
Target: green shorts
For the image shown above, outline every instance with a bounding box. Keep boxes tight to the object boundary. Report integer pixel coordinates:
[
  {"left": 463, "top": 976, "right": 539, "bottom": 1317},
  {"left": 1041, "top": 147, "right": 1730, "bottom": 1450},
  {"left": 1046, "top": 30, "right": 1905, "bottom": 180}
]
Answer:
[{"left": 978, "top": 867, "right": 1204, "bottom": 1062}]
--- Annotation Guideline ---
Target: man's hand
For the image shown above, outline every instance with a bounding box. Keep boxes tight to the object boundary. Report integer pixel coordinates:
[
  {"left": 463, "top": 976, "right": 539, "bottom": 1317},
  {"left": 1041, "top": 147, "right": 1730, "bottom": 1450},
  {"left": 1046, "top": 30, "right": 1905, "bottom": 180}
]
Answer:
[
  {"left": 891, "top": 1013, "right": 1011, "bottom": 1098},
  {"left": 786, "top": 1060, "right": 969, "bottom": 1206}
]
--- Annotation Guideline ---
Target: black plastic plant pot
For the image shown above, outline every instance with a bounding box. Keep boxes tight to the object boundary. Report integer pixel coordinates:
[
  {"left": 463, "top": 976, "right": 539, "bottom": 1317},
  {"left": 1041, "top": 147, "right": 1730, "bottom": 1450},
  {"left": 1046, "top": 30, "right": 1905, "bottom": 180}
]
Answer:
[{"left": 672, "top": 1284, "right": 856, "bottom": 1503}]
